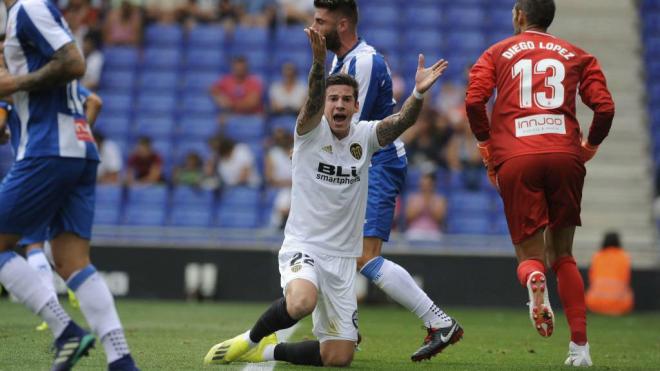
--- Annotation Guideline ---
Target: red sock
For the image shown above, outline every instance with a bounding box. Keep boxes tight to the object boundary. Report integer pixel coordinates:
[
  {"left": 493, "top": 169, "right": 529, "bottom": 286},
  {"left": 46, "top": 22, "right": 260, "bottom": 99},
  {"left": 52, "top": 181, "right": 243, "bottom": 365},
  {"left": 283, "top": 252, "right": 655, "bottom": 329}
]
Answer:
[
  {"left": 552, "top": 256, "right": 587, "bottom": 345},
  {"left": 516, "top": 259, "right": 546, "bottom": 287}
]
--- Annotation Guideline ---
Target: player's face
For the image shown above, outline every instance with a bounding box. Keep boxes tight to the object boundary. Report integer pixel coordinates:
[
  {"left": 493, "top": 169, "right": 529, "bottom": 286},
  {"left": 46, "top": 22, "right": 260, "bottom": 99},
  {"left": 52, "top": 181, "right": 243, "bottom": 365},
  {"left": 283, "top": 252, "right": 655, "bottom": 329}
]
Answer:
[
  {"left": 325, "top": 84, "right": 359, "bottom": 138},
  {"left": 312, "top": 9, "right": 341, "bottom": 52}
]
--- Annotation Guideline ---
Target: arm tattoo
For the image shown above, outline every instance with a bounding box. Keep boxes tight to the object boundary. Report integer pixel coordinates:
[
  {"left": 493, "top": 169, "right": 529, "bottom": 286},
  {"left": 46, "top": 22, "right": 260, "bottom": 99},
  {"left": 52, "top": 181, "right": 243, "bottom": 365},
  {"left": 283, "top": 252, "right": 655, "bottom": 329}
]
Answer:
[
  {"left": 15, "top": 42, "right": 85, "bottom": 92},
  {"left": 296, "top": 60, "right": 326, "bottom": 135},
  {"left": 376, "top": 95, "right": 423, "bottom": 146}
]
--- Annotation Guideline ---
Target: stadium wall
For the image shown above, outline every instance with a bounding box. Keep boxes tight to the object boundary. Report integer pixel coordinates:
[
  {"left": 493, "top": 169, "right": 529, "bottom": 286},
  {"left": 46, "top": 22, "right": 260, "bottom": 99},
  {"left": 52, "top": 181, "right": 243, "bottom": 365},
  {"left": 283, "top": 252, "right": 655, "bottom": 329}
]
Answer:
[{"left": 91, "top": 246, "right": 660, "bottom": 310}]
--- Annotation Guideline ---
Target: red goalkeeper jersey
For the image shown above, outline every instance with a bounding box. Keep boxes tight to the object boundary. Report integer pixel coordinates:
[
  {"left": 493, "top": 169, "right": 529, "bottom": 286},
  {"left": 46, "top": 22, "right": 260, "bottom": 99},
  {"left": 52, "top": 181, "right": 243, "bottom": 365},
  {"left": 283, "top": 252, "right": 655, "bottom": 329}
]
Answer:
[{"left": 465, "top": 30, "right": 615, "bottom": 166}]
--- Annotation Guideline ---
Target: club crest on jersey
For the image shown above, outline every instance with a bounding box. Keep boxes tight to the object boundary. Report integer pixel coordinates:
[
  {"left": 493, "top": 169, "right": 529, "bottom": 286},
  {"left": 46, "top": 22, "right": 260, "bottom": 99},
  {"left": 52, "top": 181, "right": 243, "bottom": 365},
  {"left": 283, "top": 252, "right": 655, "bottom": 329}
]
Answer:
[{"left": 350, "top": 143, "right": 363, "bottom": 160}]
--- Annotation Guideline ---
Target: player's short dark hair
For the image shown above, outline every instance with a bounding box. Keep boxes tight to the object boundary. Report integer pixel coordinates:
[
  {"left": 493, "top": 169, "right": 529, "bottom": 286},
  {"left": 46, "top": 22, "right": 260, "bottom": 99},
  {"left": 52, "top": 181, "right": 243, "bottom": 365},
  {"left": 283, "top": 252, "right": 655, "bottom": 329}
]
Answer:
[
  {"left": 326, "top": 73, "right": 359, "bottom": 101},
  {"left": 515, "top": 0, "right": 555, "bottom": 29},
  {"left": 314, "top": 0, "right": 359, "bottom": 26}
]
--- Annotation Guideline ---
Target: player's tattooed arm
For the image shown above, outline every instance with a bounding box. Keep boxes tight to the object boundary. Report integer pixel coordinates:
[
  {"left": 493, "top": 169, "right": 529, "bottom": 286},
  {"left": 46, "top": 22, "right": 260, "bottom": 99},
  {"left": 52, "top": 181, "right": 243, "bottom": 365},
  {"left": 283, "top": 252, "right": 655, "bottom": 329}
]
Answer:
[
  {"left": 1, "top": 42, "right": 85, "bottom": 95},
  {"left": 377, "top": 55, "right": 448, "bottom": 147},
  {"left": 296, "top": 27, "right": 327, "bottom": 136}
]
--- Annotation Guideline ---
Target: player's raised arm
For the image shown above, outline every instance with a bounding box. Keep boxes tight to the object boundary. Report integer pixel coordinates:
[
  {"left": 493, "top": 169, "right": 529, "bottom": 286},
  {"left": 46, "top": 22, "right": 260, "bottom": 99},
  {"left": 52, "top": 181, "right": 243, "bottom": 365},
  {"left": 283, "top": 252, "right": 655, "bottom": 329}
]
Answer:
[
  {"left": 296, "top": 28, "right": 327, "bottom": 136},
  {"left": 375, "top": 55, "right": 448, "bottom": 147}
]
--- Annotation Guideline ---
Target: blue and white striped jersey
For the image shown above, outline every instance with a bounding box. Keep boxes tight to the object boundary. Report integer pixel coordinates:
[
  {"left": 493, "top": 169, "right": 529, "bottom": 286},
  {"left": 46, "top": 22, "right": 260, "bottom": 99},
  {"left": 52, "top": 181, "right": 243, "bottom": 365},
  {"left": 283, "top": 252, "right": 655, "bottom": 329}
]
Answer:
[
  {"left": 330, "top": 39, "right": 405, "bottom": 161},
  {"left": 3, "top": 0, "right": 98, "bottom": 161}
]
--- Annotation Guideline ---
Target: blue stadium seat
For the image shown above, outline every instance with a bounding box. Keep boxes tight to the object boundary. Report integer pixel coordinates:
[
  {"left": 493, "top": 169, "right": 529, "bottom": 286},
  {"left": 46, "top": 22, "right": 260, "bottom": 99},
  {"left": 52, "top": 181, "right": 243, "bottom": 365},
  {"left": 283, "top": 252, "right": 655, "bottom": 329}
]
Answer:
[
  {"left": 491, "top": 215, "right": 509, "bottom": 235},
  {"left": 405, "top": 167, "right": 423, "bottom": 192},
  {"left": 185, "top": 48, "right": 225, "bottom": 71},
  {"left": 361, "top": 27, "right": 400, "bottom": 53},
  {"left": 216, "top": 207, "right": 260, "bottom": 228},
  {"left": 359, "top": 4, "right": 398, "bottom": 28},
  {"left": 183, "top": 71, "right": 219, "bottom": 93},
  {"left": 139, "top": 71, "right": 179, "bottom": 91},
  {"left": 232, "top": 26, "right": 268, "bottom": 47},
  {"left": 174, "top": 140, "right": 211, "bottom": 162},
  {"left": 100, "top": 70, "right": 135, "bottom": 92},
  {"left": 445, "top": 6, "right": 486, "bottom": 30},
  {"left": 170, "top": 207, "right": 213, "bottom": 227},
  {"left": 134, "top": 114, "right": 176, "bottom": 138},
  {"left": 221, "top": 186, "right": 260, "bottom": 207},
  {"left": 96, "top": 184, "right": 123, "bottom": 204},
  {"left": 102, "top": 93, "right": 133, "bottom": 114},
  {"left": 188, "top": 24, "right": 227, "bottom": 48},
  {"left": 269, "top": 115, "right": 296, "bottom": 134},
  {"left": 180, "top": 93, "right": 217, "bottom": 115},
  {"left": 229, "top": 49, "right": 268, "bottom": 74},
  {"left": 150, "top": 140, "right": 174, "bottom": 170},
  {"left": 448, "top": 191, "right": 492, "bottom": 213},
  {"left": 446, "top": 214, "right": 491, "bottom": 235},
  {"left": 180, "top": 114, "right": 219, "bottom": 139},
  {"left": 94, "top": 205, "right": 121, "bottom": 225},
  {"left": 487, "top": 31, "right": 513, "bottom": 46},
  {"left": 103, "top": 47, "right": 139, "bottom": 69},
  {"left": 272, "top": 49, "right": 311, "bottom": 76},
  {"left": 446, "top": 31, "right": 486, "bottom": 54},
  {"left": 404, "top": 6, "right": 443, "bottom": 29},
  {"left": 126, "top": 184, "right": 168, "bottom": 205},
  {"left": 136, "top": 93, "right": 177, "bottom": 115},
  {"left": 145, "top": 24, "right": 183, "bottom": 47},
  {"left": 143, "top": 47, "right": 182, "bottom": 70},
  {"left": 225, "top": 115, "right": 265, "bottom": 142},
  {"left": 95, "top": 114, "right": 131, "bottom": 137},
  {"left": 124, "top": 206, "right": 167, "bottom": 226},
  {"left": 402, "top": 29, "right": 443, "bottom": 53},
  {"left": 488, "top": 9, "right": 515, "bottom": 31},
  {"left": 275, "top": 26, "right": 309, "bottom": 49},
  {"left": 172, "top": 186, "right": 215, "bottom": 206}
]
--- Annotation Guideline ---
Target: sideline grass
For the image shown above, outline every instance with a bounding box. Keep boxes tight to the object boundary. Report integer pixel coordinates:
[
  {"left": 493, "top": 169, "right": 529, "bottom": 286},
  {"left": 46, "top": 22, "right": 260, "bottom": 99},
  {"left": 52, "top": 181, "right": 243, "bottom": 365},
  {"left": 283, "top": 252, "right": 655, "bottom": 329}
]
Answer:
[{"left": 1, "top": 299, "right": 659, "bottom": 370}]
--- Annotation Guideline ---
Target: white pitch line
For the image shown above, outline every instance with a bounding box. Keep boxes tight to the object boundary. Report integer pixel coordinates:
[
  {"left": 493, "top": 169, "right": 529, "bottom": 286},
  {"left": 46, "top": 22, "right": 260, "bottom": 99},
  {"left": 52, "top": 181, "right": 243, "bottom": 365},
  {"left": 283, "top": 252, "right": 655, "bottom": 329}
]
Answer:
[{"left": 241, "top": 324, "right": 299, "bottom": 371}]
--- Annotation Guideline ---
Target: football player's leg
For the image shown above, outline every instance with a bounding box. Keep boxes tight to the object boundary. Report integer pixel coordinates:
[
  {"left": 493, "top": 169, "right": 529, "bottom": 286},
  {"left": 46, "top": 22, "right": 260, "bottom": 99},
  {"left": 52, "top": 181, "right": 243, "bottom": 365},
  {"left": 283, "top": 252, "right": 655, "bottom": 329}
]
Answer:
[
  {"left": 25, "top": 240, "right": 57, "bottom": 331},
  {"left": 51, "top": 160, "right": 137, "bottom": 370}
]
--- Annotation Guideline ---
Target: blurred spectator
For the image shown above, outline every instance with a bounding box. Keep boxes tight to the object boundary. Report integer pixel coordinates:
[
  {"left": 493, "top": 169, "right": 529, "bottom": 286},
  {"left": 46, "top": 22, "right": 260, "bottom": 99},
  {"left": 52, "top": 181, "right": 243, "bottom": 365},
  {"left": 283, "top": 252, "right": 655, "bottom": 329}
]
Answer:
[
  {"left": 81, "top": 32, "right": 104, "bottom": 90},
  {"left": 269, "top": 62, "right": 306, "bottom": 116},
  {"left": 265, "top": 128, "right": 293, "bottom": 229},
  {"left": 405, "top": 173, "right": 447, "bottom": 241},
  {"left": 179, "top": 0, "right": 222, "bottom": 27},
  {"left": 95, "top": 132, "right": 123, "bottom": 184},
  {"left": 144, "top": 0, "right": 185, "bottom": 24},
  {"left": 205, "top": 135, "right": 260, "bottom": 187},
  {"left": 103, "top": 0, "right": 143, "bottom": 46},
  {"left": 126, "top": 136, "right": 163, "bottom": 184},
  {"left": 447, "top": 118, "right": 484, "bottom": 190},
  {"left": 586, "top": 232, "right": 634, "bottom": 316},
  {"left": 404, "top": 108, "right": 451, "bottom": 171},
  {"left": 63, "top": 0, "right": 100, "bottom": 47},
  {"left": 217, "top": 0, "right": 240, "bottom": 27},
  {"left": 434, "top": 82, "right": 467, "bottom": 126},
  {"left": 174, "top": 152, "right": 205, "bottom": 186},
  {"left": 210, "top": 56, "right": 263, "bottom": 114},
  {"left": 277, "top": 0, "right": 314, "bottom": 25},
  {"left": 235, "top": 0, "right": 276, "bottom": 28}
]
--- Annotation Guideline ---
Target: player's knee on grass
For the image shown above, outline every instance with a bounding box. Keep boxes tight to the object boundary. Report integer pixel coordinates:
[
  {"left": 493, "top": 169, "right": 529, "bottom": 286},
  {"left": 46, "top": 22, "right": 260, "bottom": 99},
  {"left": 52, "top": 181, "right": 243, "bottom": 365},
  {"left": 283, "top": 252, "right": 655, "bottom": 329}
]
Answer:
[
  {"left": 320, "top": 341, "right": 354, "bottom": 367},
  {"left": 285, "top": 280, "right": 318, "bottom": 319},
  {"left": 357, "top": 237, "right": 383, "bottom": 270}
]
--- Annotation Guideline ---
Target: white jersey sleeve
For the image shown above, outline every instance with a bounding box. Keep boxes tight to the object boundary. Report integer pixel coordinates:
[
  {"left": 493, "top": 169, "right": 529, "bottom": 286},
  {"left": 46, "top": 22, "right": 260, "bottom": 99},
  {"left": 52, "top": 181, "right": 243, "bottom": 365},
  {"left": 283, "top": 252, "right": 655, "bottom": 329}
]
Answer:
[{"left": 16, "top": 0, "right": 74, "bottom": 58}]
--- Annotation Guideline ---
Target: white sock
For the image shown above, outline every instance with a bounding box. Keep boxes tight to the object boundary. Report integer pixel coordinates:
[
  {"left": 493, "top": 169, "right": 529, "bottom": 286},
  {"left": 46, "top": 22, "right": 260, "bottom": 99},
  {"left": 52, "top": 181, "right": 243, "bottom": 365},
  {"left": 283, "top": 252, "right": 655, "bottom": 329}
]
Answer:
[
  {"left": 263, "top": 344, "right": 275, "bottom": 361},
  {"left": 26, "top": 248, "right": 56, "bottom": 297},
  {"left": 0, "top": 252, "right": 69, "bottom": 337},
  {"left": 367, "top": 258, "right": 452, "bottom": 327},
  {"left": 68, "top": 264, "right": 130, "bottom": 363},
  {"left": 244, "top": 330, "right": 257, "bottom": 348}
]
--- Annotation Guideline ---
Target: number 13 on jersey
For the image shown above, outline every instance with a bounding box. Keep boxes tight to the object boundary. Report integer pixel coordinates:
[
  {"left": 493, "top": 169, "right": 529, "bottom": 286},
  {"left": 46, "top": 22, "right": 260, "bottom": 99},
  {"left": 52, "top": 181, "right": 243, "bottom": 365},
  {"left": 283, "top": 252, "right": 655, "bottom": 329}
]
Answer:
[{"left": 512, "top": 58, "right": 565, "bottom": 109}]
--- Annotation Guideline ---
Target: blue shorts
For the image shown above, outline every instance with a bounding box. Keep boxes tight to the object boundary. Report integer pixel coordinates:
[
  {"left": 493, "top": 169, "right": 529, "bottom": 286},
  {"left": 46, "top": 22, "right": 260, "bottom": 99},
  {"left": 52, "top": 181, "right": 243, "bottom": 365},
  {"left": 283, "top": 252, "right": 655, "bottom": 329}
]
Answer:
[
  {"left": 364, "top": 154, "right": 407, "bottom": 241},
  {"left": 0, "top": 157, "right": 98, "bottom": 241}
]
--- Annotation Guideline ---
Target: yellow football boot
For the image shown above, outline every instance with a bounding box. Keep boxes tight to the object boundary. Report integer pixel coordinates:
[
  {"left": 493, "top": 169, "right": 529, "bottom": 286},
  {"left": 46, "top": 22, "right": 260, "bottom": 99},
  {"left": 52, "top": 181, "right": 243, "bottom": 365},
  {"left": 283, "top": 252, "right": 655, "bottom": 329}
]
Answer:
[
  {"left": 237, "top": 333, "right": 278, "bottom": 363},
  {"left": 203, "top": 331, "right": 251, "bottom": 365}
]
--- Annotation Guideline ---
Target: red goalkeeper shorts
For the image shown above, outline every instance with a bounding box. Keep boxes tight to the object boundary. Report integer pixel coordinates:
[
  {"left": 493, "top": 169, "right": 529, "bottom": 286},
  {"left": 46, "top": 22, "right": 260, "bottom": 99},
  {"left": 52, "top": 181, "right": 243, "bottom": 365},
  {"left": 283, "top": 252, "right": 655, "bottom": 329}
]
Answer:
[{"left": 497, "top": 153, "right": 586, "bottom": 244}]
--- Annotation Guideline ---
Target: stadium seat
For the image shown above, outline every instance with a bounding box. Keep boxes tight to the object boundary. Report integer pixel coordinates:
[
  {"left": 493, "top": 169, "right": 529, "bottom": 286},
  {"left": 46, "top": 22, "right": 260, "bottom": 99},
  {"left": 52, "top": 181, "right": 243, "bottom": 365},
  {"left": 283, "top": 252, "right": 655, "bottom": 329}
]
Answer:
[
  {"left": 220, "top": 186, "right": 260, "bottom": 207},
  {"left": 95, "top": 114, "right": 131, "bottom": 137},
  {"left": 228, "top": 49, "right": 268, "bottom": 75},
  {"left": 143, "top": 47, "right": 182, "bottom": 70},
  {"left": 134, "top": 114, "right": 176, "bottom": 138},
  {"left": 180, "top": 93, "right": 217, "bottom": 115},
  {"left": 225, "top": 115, "right": 265, "bottom": 142},
  {"left": 103, "top": 47, "right": 139, "bottom": 69},
  {"left": 402, "top": 29, "right": 443, "bottom": 54},
  {"left": 216, "top": 207, "right": 260, "bottom": 228},
  {"left": 100, "top": 70, "right": 135, "bottom": 92},
  {"left": 404, "top": 6, "right": 443, "bottom": 29},
  {"left": 444, "top": 6, "right": 486, "bottom": 30},
  {"left": 275, "top": 26, "right": 309, "bottom": 49},
  {"left": 174, "top": 140, "right": 212, "bottom": 163},
  {"left": 448, "top": 191, "right": 492, "bottom": 213},
  {"left": 96, "top": 184, "right": 124, "bottom": 204},
  {"left": 405, "top": 168, "right": 423, "bottom": 192},
  {"left": 488, "top": 9, "right": 515, "bottom": 31},
  {"left": 491, "top": 215, "right": 509, "bottom": 235},
  {"left": 183, "top": 71, "right": 219, "bottom": 93},
  {"left": 185, "top": 48, "right": 225, "bottom": 71},
  {"left": 188, "top": 24, "right": 227, "bottom": 48},
  {"left": 180, "top": 114, "right": 219, "bottom": 139},
  {"left": 102, "top": 93, "right": 133, "bottom": 114},
  {"left": 126, "top": 185, "right": 168, "bottom": 205},
  {"left": 94, "top": 205, "right": 121, "bottom": 225},
  {"left": 145, "top": 24, "right": 183, "bottom": 47},
  {"left": 269, "top": 115, "right": 296, "bottom": 134},
  {"left": 171, "top": 186, "right": 215, "bottom": 206},
  {"left": 272, "top": 49, "right": 311, "bottom": 77},
  {"left": 170, "top": 207, "right": 213, "bottom": 227},
  {"left": 124, "top": 205, "right": 167, "bottom": 226},
  {"left": 136, "top": 93, "right": 177, "bottom": 115},
  {"left": 139, "top": 71, "right": 179, "bottom": 91},
  {"left": 360, "top": 27, "right": 400, "bottom": 53},
  {"left": 487, "top": 31, "right": 513, "bottom": 46},
  {"left": 232, "top": 26, "right": 268, "bottom": 47},
  {"left": 446, "top": 32, "right": 486, "bottom": 54},
  {"left": 446, "top": 214, "right": 491, "bottom": 235},
  {"left": 359, "top": 4, "right": 398, "bottom": 28}
]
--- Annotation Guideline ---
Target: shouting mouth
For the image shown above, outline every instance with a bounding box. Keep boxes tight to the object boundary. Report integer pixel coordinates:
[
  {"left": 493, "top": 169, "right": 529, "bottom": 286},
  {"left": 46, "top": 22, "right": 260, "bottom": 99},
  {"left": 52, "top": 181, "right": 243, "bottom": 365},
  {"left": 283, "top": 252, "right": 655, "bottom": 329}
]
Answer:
[{"left": 333, "top": 113, "right": 348, "bottom": 124}]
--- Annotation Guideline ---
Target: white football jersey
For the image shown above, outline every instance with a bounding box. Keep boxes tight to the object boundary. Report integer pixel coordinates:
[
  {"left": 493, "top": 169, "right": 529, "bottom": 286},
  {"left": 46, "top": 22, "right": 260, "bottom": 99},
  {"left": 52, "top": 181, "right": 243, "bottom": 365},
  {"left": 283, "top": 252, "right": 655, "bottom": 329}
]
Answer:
[{"left": 282, "top": 116, "right": 382, "bottom": 257}]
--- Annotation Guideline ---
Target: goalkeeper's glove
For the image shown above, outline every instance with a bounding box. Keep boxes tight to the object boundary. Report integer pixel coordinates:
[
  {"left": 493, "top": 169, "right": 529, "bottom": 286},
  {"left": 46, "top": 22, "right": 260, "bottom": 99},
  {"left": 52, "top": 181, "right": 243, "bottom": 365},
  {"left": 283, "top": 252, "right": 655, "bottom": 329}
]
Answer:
[{"left": 477, "top": 140, "right": 497, "bottom": 188}]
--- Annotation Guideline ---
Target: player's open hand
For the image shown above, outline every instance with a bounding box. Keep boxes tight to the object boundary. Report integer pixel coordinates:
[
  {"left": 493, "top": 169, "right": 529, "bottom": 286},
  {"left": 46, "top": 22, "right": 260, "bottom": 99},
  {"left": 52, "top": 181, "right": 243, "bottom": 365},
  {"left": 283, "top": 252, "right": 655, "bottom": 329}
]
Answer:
[
  {"left": 414, "top": 54, "right": 448, "bottom": 94},
  {"left": 304, "top": 27, "right": 326, "bottom": 63}
]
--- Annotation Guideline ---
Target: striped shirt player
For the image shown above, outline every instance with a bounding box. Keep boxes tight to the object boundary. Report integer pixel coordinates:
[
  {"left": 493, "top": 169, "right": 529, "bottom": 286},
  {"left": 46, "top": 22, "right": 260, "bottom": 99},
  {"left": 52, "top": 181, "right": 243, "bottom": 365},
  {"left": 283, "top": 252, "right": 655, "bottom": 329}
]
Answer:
[{"left": 0, "top": 1, "right": 138, "bottom": 370}]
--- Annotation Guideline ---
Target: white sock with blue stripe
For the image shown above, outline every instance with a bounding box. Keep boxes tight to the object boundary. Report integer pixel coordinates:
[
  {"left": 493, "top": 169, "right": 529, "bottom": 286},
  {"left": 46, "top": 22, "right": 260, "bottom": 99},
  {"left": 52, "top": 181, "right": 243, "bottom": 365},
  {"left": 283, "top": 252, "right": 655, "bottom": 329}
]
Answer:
[
  {"left": 68, "top": 264, "right": 130, "bottom": 363},
  {"left": 360, "top": 256, "right": 452, "bottom": 328},
  {"left": 0, "top": 251, "right": 70, "bottom": 337},
  {"left": 26, "top": 247, "right": 56, "bottom": 297}
]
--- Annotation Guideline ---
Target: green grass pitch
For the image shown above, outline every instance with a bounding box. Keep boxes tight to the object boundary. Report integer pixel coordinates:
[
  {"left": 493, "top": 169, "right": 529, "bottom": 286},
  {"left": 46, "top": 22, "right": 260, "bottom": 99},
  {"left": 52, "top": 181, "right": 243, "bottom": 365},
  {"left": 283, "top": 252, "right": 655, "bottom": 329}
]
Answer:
[{"left": 1, "top": 299, "right": 659, "bottom": 370}]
